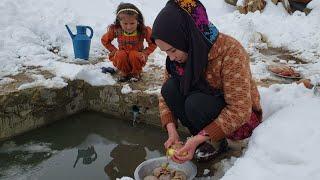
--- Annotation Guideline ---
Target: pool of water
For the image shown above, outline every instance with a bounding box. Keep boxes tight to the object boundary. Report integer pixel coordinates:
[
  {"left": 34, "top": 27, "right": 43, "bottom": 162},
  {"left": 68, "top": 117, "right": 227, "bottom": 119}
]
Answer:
[{"left": 0, "top": 112, "right": 213, "bottom": 179}]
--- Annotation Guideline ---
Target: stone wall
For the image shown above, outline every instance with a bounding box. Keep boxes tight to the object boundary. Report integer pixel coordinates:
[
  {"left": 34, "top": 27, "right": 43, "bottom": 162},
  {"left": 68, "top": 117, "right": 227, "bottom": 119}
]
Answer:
[
  {"left": 0, "top": 80, "right": 161, "bottom": 141},
  {"left": 86, "top": 85, "right": 160, "bottom": 126}
]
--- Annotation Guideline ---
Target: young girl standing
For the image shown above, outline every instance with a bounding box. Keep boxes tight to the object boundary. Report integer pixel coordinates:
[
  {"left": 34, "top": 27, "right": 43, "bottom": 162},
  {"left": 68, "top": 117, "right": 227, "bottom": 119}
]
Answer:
[{"left": 101, "top": 3, "right": 157, "bottom": 81}]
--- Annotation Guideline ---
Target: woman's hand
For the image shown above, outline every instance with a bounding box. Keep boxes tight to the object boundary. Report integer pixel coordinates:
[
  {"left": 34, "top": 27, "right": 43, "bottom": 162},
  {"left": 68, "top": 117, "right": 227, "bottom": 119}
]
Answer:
[
  {"left": 164, "top": 123, "right": 180, "bottom": 149},
  {"left": 172, "top": 135, "right": 208, "bottom": 164}
]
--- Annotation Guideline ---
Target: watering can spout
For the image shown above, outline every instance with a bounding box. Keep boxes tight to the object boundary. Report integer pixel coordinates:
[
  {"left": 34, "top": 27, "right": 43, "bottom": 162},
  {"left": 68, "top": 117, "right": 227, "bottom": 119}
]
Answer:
[{"left": 65, "top": 25, "right": 75, "bottom": 39}]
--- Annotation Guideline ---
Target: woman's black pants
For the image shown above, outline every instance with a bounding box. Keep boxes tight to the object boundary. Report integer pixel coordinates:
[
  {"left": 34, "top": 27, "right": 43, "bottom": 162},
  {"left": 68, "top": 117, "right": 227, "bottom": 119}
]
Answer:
[{"left": 161, "top": 78, "right": 226, "bottom": 135}]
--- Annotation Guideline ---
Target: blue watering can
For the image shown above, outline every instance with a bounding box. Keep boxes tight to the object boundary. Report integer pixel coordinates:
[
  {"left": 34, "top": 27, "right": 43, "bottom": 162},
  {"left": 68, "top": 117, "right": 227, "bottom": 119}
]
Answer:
[{"left": 66, "top": 25, "right": 93, "bottom": 60}]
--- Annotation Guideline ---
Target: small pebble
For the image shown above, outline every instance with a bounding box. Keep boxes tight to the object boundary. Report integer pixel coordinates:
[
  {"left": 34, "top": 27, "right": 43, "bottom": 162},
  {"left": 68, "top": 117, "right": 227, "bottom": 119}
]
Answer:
[
  {"left": 279, "top": 60, "right": 287, "bottom": 64},
  {"left": 288, "top": 60, "right": 296, "bottom": 64},
  {"left": 203, "top": 169, "right": 210, "bottom": 175}
]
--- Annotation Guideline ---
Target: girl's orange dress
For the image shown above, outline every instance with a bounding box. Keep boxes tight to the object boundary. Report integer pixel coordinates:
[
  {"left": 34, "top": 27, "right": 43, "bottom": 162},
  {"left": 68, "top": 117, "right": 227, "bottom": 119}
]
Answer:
[{"left": 101, "top": 25, "right": 157, "bottom": 77}]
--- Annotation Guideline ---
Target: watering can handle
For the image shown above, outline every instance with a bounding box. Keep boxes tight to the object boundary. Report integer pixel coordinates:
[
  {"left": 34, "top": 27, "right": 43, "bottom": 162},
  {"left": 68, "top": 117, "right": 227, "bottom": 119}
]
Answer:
[{"left": 86, "top": 26, "right": 94, "bottom": 39}]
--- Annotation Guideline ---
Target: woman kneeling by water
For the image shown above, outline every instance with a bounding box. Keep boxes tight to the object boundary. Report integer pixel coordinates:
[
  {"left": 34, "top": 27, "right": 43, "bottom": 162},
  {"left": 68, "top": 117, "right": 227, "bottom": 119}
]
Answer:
[{"left": 152, "top": 0, "right": 263, "bottom": 164}]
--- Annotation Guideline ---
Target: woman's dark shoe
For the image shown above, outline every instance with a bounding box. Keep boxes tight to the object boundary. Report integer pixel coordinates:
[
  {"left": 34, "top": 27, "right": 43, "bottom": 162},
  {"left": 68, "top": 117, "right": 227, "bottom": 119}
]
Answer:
[
  {"left": 117, "top": 76, "right": 130, "bottom": 82},
  {"left": 194, "top": 139, "right": 228, "bottom": 162},
  {"left": 101, "top": 67, "right": 116, "bottom": 75},
  {"left": 130, "top": 74, "right": 141, "bottom": 82},
  {"left": 130, "top": 77, "right": 139, "bottom": 82},
  {"left": 194, "top": 142, "right": 217, "bottom": 162}
]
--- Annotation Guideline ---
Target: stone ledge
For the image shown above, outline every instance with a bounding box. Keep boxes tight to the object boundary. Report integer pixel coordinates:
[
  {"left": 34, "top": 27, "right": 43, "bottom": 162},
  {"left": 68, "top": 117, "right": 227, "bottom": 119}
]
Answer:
[
  {"left": 0, "top": 79, "right": 162, "bottom": 141},
  {"left": 1, "top": 48, "right": 304, "bottom": 141}
]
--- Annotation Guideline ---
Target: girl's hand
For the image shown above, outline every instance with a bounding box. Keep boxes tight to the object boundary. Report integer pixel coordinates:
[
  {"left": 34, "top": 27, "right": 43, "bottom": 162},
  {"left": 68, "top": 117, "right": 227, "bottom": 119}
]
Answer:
[
  {"left": 108, "top": 50, "right": 117, "bottom": 59},
  {"left": 164, "top": 123, "right": 180, "bottom": 149},
  {"left": 172, "top": 135, "right": 208, "bottom": 164},
  {"left": 139, "top": 52, "right": 147, "bottom": 63}
]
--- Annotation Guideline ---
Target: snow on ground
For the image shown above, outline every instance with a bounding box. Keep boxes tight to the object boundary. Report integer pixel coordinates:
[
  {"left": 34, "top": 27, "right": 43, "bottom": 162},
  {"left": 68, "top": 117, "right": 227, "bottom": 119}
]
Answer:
[
  {"left": 1, "top": 0, "right": 320, "bottom": 88},
  {"left": 121, "top": 84, "right": 133, "bottom": 94},
  {"left": 1, "top": 0, "right": 320, "bottom": 179},
  {"left": 17, "top": 75, "right": 67, "bottom": 90},
  {"left": 0, "top": 77, "right": 15, "bottom": 86},
  {"left": 221, "top": 84, "right": 320, "bottom": 180},
  {"left": 214, "top": 2, "right": 320, "bottom": 62}
]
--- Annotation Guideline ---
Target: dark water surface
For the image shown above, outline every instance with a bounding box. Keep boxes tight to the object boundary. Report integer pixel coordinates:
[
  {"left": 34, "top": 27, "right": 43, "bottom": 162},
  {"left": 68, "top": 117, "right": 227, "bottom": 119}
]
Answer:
[{"left": 0, "top": 112, "right": 211, "bottom": 180}]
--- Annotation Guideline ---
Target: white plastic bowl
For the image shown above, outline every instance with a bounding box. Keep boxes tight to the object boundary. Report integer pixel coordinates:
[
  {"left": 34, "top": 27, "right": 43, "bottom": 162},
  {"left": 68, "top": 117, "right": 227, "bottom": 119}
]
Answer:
[{"left": 134, "top": 156, "right": 197, "bottom": 180}]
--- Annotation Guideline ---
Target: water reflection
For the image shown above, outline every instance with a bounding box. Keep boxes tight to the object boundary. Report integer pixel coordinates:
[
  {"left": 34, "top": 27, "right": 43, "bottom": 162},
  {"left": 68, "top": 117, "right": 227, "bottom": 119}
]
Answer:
[
  {"left": 104, "top": 143, "right": 146, "bottom": 179},
  {"left": 0, "top": 112, "right": 169, "bottom": 180},
  {"left": 73, "top": 146, "right": 98, "bottom": 168},
  {"left": 0, "top": 112, "right": 219, "bottom": 180}
]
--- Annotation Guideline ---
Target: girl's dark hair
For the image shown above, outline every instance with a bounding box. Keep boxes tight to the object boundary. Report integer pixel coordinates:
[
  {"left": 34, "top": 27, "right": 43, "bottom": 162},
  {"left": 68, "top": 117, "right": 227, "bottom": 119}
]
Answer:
[{"left": 113, "top": 3, "right": 145, "bottom": 35}]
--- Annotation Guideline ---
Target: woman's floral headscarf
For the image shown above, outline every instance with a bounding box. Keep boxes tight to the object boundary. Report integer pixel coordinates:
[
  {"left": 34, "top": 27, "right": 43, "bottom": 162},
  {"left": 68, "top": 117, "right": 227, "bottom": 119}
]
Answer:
[{"left": 152, "top": 0, "right": 219, "bottom": 95}]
